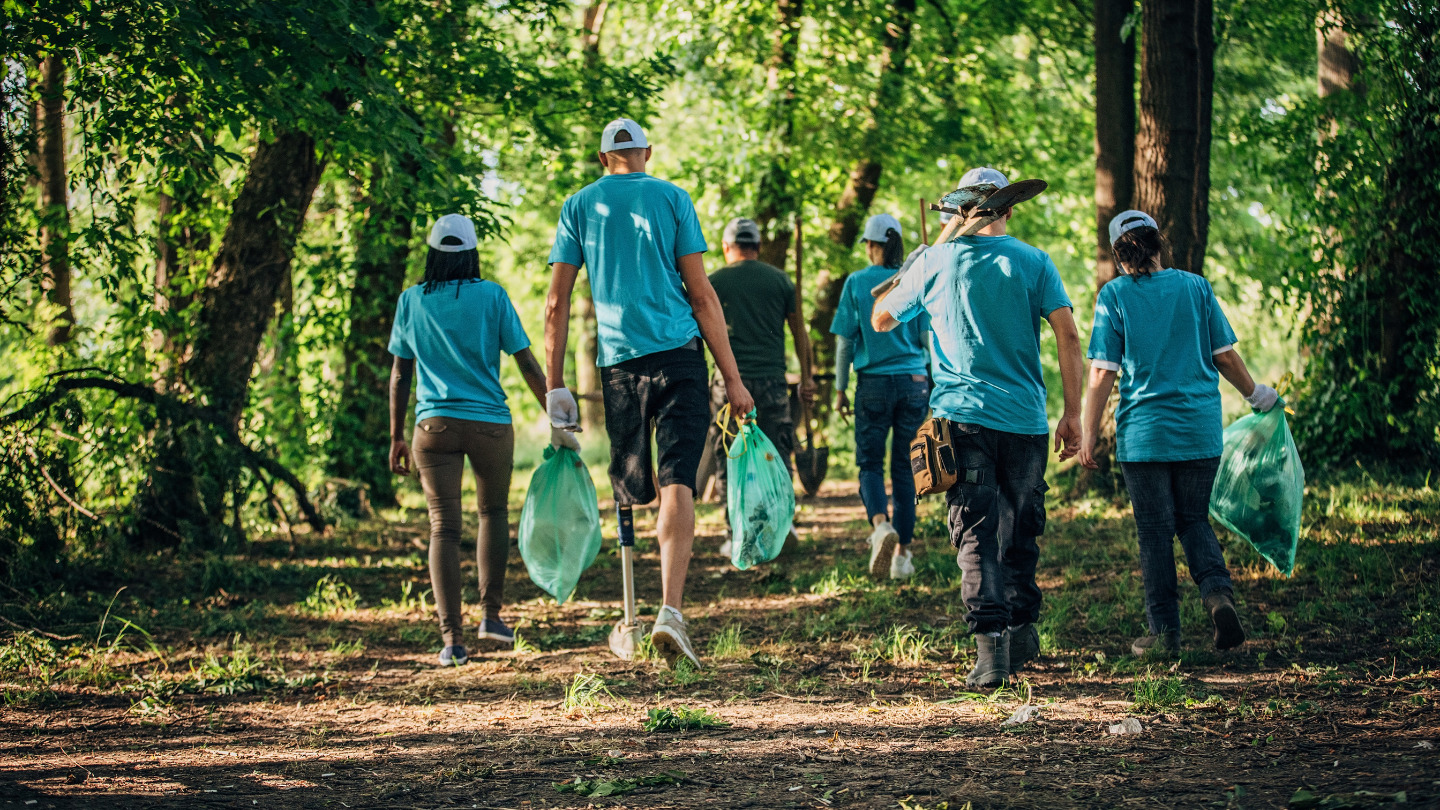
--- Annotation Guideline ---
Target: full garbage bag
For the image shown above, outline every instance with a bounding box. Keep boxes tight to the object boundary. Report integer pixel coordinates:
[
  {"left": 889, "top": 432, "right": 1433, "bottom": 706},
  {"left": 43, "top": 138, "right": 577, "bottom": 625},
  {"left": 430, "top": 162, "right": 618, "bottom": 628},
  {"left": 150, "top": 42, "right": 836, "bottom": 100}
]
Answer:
[
  {"left": 725, "top": 413, "right": 795, "bottom": 570},
  {"left": 519, "top": 445, "right": 603, "bottom": 603},
  {"left": 1209, "top": 403, "right": 1305, "bottom": 575}
]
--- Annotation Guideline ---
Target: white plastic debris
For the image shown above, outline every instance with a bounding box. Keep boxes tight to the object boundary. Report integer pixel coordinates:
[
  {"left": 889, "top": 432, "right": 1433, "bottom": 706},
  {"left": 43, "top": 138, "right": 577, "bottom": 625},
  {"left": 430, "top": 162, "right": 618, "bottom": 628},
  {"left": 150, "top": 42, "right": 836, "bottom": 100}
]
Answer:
[
  {"left": 1108, "top": 718, "right": 1144, "bottom": 735},
  {"left": 1416, "top": 741, "right": 1435, "bottom": 750},
  {"left": 1001, "top": 705, "right": 1042, "bottom": 727}
]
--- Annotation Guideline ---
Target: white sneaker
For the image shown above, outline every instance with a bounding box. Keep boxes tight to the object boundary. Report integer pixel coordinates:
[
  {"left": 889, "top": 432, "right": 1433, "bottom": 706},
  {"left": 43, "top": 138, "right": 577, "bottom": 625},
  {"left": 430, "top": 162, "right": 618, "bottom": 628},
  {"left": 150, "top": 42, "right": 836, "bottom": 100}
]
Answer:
[
  {"left": 868, "top": 520, "right": 899, "bottom": 579},
  {"left": 650, "top": 606, "right": 703, "bottom": 670},
  {"left": 890, "top": 548, "right": 916, "bottom": 580},
  {"left": 719, "top": 539, "right": 733, "bottom": 559}
]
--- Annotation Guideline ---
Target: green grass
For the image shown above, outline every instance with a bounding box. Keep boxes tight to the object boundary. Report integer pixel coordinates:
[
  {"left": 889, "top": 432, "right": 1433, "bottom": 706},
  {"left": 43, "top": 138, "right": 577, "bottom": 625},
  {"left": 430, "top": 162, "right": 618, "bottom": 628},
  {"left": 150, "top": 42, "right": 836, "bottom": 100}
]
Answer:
[
  {"left": 707, "top": 622, "right": 748, "bottom": 659},
  {"left": 563, "top": 673, "right": 617, "bottom": 714},
  {"left": 642, "top": 705, "right": 730, "bottom": 732},
  {"left": 1131, "top": 670, "right": 1190, "bottom": 712}
]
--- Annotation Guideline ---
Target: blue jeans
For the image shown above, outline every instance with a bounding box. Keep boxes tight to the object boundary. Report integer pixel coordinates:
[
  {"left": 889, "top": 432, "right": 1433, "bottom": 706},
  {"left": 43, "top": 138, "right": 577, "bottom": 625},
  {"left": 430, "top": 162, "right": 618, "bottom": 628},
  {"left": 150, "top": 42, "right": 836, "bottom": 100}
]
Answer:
[
  {"left": 1120, "top": 458, "right": 1233, "bottom": 634},
  {"left": 854, "top": 374, "right": 930, "bottom": 545}
]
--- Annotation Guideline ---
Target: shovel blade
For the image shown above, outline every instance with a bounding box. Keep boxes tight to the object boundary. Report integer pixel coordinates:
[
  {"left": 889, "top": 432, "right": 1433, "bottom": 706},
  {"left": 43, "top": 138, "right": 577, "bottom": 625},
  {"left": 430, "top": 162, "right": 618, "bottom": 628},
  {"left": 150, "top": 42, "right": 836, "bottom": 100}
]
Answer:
[
  {"left": 795, "top": 447, "right": 829, "bottom": 496},
  {"left": 608, "top": 620, "right": 649, "bottom": 661}
]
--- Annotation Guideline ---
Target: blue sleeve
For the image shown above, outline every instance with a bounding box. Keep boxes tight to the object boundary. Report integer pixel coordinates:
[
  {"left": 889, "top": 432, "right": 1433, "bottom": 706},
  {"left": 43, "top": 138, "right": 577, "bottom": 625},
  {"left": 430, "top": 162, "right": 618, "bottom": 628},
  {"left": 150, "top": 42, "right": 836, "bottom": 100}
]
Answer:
[
  {"left": 673, "top": 194, "right": 708, "bottom": 257},
  {"left": 885, "top": 250, "right": 929, "bottom": 324},
  {"left": 497, "top": 291, "right": 531, "bottom": 356},
  {"left": 547, "top": 196, "right": 585, "bottom": 267},
  {"left": 1086, "top": 284, "right": 1123, "bottom": 364},
  {"left": 387, "top": 294, "right": 414, "bottom": 359},
  {"left": 1037, "top": 255, "right": 1072, "bottom": 315},
  {"left": 828, "top": 276, "right": 859, "bottom": 339},
  {"left": 1204, "top": 283, "right": 1238, "bottom": 350}
]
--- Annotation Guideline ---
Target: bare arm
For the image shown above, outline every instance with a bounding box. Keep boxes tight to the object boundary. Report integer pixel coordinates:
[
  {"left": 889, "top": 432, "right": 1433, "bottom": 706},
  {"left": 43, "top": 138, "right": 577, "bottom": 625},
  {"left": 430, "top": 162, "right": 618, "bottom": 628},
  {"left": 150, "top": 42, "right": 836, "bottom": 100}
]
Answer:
[
  {"left": 678, "top": 252, "right": 754, "bottom": 415},
  {"left": 513, "top": 347, "right": 548, "bottom": 409},
  {"left": 544, "top": 262, "right": 580, "bottom": 390},
  {"left": 787, "top": 307, "right": 816, "bottom": 402},
  {"left": 1212, "top": 349, "right": 1257, "bottom": 398},
  {"left": 1078, "top": 364, "right": 1118, "bottom": 469},
  {"left": 871, "top": 290, "right": 900, "bottom": 333},
  {"left": 388, "top": 356, "right": 415, "bottom": 475},
  {"left": 1046, "top": 306, "right": 1085, "bottom": 460}
]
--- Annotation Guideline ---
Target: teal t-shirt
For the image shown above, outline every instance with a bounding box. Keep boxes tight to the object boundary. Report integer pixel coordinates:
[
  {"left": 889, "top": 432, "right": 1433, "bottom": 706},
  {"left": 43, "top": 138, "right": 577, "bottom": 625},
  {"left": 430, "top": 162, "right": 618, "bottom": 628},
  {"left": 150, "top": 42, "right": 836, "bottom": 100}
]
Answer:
[
  {"left": 388, "top": 279, "right": 530, "bottom": 424},
  {"left": 885, "top": 235, "right": 1072, "bottom": 434},
  {"left": 1087, "top": 268, "right": 1239, "bottom": 462},
  {"left": 829, "top": 264, "right": 929, "bottom": 379},
  {"left": 547, "top": 173, "right": 708, "bottom": 366}
]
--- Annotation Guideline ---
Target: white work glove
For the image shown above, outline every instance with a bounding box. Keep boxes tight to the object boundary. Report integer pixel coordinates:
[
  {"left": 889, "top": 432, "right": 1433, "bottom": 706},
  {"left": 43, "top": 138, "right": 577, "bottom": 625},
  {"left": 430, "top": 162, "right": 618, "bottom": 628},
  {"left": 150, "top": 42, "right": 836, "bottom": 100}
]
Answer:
[
  {"left": 546, "top": 387, "right": 581, "bottom": 430},
  {"left": 1245, "top": 383, "right": 1279, "bottom": 412},
  {"left": 550, "top": 427, "right": 582, "bottom": 452}
]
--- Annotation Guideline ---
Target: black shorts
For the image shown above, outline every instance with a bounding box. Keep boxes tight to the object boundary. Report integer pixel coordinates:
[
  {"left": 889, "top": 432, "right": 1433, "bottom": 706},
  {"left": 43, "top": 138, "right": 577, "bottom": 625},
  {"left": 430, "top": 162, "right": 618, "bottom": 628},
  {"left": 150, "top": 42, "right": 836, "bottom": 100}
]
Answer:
[{"left": 600, "top": 341, "right": 710, "bottom": 506}]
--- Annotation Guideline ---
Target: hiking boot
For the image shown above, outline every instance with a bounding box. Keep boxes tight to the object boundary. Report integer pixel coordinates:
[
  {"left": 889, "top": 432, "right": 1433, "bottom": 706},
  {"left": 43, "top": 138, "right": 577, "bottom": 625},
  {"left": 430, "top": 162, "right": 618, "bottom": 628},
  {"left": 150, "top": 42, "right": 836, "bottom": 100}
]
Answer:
[
  {"left": 1131, "top": 629, "right": 1181, "bottom": 658},
  {"left": 965, "top": 631, "right": 1010, "bottom": 688},
  {"left": 1204, "top": 590, "right": 1246, "bottom": 651},
  {"left": 1008, "top": 623, "right": 1039, "bottom": 673},
  {"left": 889, "top": 547, "right": 916, "bottom": 580},
  {"left": 867, "top": 518, "right": 900, "bottom": 580},
  {"left": 438, "top": 645, "right": 469, "bottom": 667},
  {"left": 476, "top": 617, "right": 515, "bottom": 652},
  {"left": 651, "top": 605, "right": 703, "bottom": 670}
]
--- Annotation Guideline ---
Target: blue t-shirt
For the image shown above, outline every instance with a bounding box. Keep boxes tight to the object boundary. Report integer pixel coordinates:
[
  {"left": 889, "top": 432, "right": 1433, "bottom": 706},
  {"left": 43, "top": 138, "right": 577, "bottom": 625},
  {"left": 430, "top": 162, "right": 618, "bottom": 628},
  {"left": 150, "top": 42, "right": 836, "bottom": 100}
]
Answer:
[
  {"left": 388, "top": 279, "right": 531, "bottom": 424},
  {"left": 547, "top": 173, "right": 708, "bottom": 366},
  {"left": 885, "top": 235, "right": 1072, "bottom": 434},
  {"left": 829, "top": 264, "right": 929, "bottom": 378},
  {"left": 1086, "top": 268, "right": 1239, "bottom": 462}
]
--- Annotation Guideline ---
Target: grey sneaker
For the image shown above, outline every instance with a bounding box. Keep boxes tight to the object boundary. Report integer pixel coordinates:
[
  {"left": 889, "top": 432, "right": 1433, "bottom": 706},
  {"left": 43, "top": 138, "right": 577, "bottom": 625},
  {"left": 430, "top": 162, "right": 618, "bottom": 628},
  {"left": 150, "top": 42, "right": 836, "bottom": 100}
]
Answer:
[
  {"left": 1204, "top": 591, "right": 1246, "bottom": 650},
  {"left": 867, "top": 520, "right": 899, "bottom": 579},
  {"left": 1008, "top": 623, "right": 1039, "bottom": 673},
  {"left": 438, "top": 645, "right": 468, "bottom": 667},
  {"left": 1131, "top": 629, "right": 1181, "bottom": 658},
  {"left": 965, "top": 631, "right": 1010, "bottom": 688},
  {"left": 476, "top": 618, "right": 515, "bottom": 652},
  {"left": 651, "top": 606, "right": 703, "bottom": 670}
]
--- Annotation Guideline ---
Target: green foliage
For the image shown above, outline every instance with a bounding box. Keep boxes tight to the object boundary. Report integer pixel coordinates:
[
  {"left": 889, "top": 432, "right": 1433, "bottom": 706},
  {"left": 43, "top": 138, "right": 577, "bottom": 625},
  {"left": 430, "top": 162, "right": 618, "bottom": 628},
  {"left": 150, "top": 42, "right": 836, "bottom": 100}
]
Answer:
[
  {"left": 563, "top": 672, "right": 617, "bottom": 714},
  {"left": 302, "top": 575, "right": 360, "bottom": 616},
  {"left": 642, "top": 705, "right": 730, "bottom": 732},
  {"left": 1131, "top": 671, "right": 1190, "bottom": 712}
]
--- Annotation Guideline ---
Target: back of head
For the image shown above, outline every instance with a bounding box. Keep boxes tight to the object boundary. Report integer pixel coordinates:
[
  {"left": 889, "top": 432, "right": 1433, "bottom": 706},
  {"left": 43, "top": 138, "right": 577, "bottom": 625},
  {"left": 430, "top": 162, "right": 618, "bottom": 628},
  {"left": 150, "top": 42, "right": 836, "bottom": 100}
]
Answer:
[
  {"left": 600, "top": 118, "right": 650, "bottom": 172},
  {"left": 723, "top": 217, "right": 762, "bottom": 258},
  {"left": 1108, "top": 209, "right": 1168, "bottom": 277},
  {"left": 424, "top": 213, "right": 481, "bottom": 293},
  {"left": 862, "top": 213, "right": 905, "bottom": 269}
]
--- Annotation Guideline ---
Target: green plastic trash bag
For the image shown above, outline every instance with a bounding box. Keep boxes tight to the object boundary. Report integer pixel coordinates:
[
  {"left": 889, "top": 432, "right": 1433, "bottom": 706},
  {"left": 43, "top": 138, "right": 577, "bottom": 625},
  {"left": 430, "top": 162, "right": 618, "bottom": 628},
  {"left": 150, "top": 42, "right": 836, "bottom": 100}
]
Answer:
[
  {"left": 725, "top": 412, "right": 795, "bottom": 570},
  {"left": 1209, "top": 403, "right": 1305, "bottom": 575},
  {"left": 519, "top": 445, "right": 603, "bottom": 603}
]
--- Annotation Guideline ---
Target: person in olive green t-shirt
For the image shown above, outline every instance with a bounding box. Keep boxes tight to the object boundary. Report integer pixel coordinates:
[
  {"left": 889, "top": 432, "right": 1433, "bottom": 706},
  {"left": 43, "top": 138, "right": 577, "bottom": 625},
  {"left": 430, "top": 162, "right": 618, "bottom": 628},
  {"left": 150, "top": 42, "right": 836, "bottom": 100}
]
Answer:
[{"left": 707, "top": 218, "right": 815, "bottom": 554}]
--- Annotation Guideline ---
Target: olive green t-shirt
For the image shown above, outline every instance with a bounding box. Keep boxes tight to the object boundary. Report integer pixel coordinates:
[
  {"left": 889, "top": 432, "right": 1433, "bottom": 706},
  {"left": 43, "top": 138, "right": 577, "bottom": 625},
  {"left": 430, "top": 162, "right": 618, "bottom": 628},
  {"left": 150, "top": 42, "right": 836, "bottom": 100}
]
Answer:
[{"left": 708, "top": 259, "right": 796, "bottom": 379}]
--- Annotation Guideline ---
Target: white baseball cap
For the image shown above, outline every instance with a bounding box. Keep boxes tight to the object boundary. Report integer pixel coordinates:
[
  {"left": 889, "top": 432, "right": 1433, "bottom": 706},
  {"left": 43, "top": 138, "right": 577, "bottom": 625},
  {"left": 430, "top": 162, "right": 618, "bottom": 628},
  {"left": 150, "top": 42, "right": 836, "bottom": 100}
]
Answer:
[
  {"left": 1108, "top": 209, "right": 1159, "bottom": 245},
  {"left": 862, "top": 213, "right": 903, "bottom": 243},
  {"left": 601, "top": 118, "right": 650, "bottom": 153},
  {"left": 427, "top": 213, "right": 478, "bottom": 252},
  {"left": 958, "top": 166, "right": 1010, "bottom": 189}
]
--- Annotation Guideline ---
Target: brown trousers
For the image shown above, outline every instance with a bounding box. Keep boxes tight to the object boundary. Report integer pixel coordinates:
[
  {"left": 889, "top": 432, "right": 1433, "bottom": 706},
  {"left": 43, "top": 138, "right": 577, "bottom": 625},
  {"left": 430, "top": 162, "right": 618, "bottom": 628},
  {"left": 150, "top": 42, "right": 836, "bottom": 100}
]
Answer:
[{"left": 411, "top": 416, "right": 514, "bottom": 647}]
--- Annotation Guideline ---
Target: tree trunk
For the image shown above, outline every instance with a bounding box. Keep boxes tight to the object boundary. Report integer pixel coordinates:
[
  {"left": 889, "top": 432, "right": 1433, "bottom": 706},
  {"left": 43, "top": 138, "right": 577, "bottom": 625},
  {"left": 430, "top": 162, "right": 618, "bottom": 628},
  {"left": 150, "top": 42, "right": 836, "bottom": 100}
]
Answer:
[
  {"left": 327, "top": 160, "right": 415, "bottom": 509},
  {"left": 1134, "top": 0, "right": 1213, "bottom": 275},
  {"left": 755, "top": 0, "right": 804, "bottom": 272},
  {"left": 1317, "top": 13, "right": 1359, "bottom": 98},
  {"left": 575, "top": 2, "right": 610, "bottom": 433},
  {"left": 35, "top": 54, "right": 74, "bottom": 346}
]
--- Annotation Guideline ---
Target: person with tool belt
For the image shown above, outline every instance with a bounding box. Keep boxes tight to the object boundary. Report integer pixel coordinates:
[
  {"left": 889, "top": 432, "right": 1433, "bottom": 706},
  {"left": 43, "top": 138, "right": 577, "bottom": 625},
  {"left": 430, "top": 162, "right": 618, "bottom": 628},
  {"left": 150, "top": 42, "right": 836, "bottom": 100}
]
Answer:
[
  {"left": 543, "top": 118, "right": 753, "bottom": 670},
  {"left": 871, "top": 167, "right": 1085, "bottom": 688},
  {"left": 830, "top": 213, "right": 931, "bottom": 582},
  {"left": 706, "top": 217, "right": 814, "bottom": 558}
]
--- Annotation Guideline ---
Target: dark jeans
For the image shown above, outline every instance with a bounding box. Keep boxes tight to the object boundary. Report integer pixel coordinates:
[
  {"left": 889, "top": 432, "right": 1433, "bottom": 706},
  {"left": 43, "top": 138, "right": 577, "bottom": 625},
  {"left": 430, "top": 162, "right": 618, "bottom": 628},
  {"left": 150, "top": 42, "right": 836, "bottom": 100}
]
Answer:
[
  {"left": 944, "top": 423, "right": 1049, "bottom": 634},
  {"left": 1120, "top": 457, "right": 1233, "bottom": 634},
  {"left": 855, "top": 374, "right": 930, "bottom": 545}
]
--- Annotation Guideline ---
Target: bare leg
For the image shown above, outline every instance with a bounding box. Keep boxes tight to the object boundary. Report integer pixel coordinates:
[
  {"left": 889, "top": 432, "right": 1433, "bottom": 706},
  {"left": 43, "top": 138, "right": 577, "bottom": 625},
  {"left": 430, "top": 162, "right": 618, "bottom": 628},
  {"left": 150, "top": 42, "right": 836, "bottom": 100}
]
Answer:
[{"left": 656, "top": 483, "right": 695, "bottom": 610}]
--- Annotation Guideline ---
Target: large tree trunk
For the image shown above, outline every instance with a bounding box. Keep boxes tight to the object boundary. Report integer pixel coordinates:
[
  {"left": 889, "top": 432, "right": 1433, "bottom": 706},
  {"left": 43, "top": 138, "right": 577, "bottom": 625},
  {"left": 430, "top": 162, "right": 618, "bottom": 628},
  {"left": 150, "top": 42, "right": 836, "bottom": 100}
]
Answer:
[
  {"left": 574, "top": 2, "right": 610, "bottom": 433},
  {"left": 1134, "top": 0, "right": 1214, "bottom": 275},
  {"left": 755, "top": 0, "right": 804, "bottom": 272},
  {"left": 35, "top": 54, "right": 74, "bottom": 346},
  {"left": 327, "top": 160, "right": 415, "bottom": 509}
]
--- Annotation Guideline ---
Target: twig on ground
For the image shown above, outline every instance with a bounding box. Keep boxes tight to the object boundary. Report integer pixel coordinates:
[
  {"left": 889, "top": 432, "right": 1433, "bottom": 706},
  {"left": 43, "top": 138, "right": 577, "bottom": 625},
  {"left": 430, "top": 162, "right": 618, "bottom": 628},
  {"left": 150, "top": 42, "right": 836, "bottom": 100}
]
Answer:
[{"left": 0, "top": 614, "right": 82, "bottom": 641}]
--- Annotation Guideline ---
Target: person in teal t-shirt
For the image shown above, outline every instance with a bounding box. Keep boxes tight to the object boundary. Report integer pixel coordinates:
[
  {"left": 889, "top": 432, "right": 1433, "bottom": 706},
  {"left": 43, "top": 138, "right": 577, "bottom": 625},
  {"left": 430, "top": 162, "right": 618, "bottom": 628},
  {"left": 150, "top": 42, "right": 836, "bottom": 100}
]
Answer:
[
  {"left": 543, "top": 119, "right": 754, "bottom": 672},
  {"left": 388, "top": 214, "right": 564, "bottom": 667},
  {"left": 874, "top": 167, "right": 1085, "bottom": 690},
  {"left": 1079, "top": 209, "right": 1280, "bottom": 658},
  {"left": 830, "top": 213, "right": 930, "bottom": 582}
]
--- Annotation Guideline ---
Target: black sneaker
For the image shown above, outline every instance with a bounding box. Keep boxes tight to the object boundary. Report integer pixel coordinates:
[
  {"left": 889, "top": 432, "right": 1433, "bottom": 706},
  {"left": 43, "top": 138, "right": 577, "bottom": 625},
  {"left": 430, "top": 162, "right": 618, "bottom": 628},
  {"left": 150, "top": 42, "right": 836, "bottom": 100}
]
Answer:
[
  {"left": 1131, "top": 629, "right": 1181, "bottom": 658},
  {"left": 1203, "top": 591, "right": 1246, "bottom": 651},
  {"left": 1008, "top": 623, "right": 1039, "bottom": 673},
  {"left": 476, "top": 618, "right": 515, "bottom": 652},
  {"left": 965, "top": 631, "right": 1010, "bottom": 688}
]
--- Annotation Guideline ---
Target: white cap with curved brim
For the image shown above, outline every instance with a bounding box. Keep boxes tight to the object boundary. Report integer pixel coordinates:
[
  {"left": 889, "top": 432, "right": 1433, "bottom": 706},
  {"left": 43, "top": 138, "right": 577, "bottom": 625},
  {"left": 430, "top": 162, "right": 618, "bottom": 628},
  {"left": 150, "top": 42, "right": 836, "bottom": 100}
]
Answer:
[
  {"left": 862, "top": 213, "right": 903, "bottom": 242},
  {"left": 601, "top": 118, "right": 650, "bottom": 153},
  {"left": 958, "top": 166, "right": 1010, "bottom": 190},
  {"left": 1108, "top": 209, "right": 1159, "bottom": 246},
  {"left": 427, "top": 213, "right": 478, "bottom": 253}
]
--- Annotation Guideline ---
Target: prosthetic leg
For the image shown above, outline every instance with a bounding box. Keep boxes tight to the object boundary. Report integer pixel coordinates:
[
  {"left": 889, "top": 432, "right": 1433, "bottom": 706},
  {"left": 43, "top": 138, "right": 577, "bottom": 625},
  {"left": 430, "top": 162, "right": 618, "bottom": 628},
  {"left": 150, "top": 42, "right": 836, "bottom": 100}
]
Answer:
[{"left": 608, "top": 505, "right": 648, "bottom": 660}]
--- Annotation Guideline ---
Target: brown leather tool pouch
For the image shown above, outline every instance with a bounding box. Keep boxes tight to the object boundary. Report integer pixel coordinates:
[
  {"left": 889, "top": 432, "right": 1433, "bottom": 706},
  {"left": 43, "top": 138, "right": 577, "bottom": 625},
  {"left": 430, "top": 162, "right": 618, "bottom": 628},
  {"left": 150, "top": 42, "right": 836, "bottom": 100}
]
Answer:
[{"left": 909, "top": 417, "right": 959, "bottom": 500}]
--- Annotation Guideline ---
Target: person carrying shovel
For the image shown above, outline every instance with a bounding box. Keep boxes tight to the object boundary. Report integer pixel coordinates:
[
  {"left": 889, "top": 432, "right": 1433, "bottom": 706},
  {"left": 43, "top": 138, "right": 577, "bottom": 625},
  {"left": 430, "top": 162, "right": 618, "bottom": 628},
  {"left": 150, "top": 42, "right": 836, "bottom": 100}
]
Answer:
[
  {"left": 706, "top": 217, "right": 814, "bottom": 559},
  {"left": 543, "top": 119, "right": 754, "bottom": 670},
  {"left": 871, "top": 168, "right": 1085, "bottom": 688}
]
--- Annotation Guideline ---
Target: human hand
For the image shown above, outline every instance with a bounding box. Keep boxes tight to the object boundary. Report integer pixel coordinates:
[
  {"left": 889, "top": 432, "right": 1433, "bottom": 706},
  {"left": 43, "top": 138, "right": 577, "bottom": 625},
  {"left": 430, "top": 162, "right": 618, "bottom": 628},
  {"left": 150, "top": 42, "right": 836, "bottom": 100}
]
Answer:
[
  {"left": 546, "top": 387, "right": 582, "bottom": 430},
  {"left": 1055, "top": 414, "right": 1081, "bottom": 461},
  {"left": 389, "top": 439, "right": 412, "bottom": 475},
  {"left": 836, "top": 390, "right": 851, "bottom": 417},
  {"left": 726, "top": 378, "right": 755, "bottom": 418},
  {"left": 550, "top": 426, "right": 582, "bottom": 452},
  {"left": 1245, "top": 383, "right": 1279, "bottom": 412},
  {"left": 799, "top": 379, "right": 817, "bottom": 405},
  {"left": 1077, "top": 431, "right": 1099, "bottom": 470}
]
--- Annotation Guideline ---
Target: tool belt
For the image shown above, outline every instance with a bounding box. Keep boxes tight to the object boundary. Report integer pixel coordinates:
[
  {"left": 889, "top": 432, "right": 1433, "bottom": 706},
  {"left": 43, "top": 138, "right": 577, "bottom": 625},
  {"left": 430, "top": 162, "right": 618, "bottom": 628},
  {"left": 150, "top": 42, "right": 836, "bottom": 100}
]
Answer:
[{"left": 909, "top": 417, "right": 958, "bottom": 500}]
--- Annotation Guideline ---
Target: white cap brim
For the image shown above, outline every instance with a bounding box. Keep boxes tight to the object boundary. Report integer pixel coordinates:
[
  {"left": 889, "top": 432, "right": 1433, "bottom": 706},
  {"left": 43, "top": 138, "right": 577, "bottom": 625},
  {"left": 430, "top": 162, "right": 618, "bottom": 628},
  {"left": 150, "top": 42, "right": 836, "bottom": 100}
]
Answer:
[
  {"left": 601, "top": 118, "right": 650, "bottom": 152},
  {"left": 428, "top": 213, "right": 478, "bottom": 252}
]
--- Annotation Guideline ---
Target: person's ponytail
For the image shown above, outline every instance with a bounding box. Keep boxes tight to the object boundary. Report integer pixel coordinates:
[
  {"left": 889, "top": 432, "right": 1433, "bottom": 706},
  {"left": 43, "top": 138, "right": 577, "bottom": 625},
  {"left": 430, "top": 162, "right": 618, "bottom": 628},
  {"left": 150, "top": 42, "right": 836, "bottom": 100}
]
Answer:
[{"left": 881, "top": 227, "right": 904, "bottom": 269}]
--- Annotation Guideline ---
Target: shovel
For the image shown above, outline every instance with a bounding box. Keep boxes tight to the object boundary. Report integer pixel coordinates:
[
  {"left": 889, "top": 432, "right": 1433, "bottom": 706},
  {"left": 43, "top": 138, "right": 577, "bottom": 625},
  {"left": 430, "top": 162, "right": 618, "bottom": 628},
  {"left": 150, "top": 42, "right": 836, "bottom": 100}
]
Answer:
[
  {"left": 789, "top": 211, "right": 829, "bottom": 496},
  {"left": 607, "top": 505, "right": 648, "bottom": 660}
]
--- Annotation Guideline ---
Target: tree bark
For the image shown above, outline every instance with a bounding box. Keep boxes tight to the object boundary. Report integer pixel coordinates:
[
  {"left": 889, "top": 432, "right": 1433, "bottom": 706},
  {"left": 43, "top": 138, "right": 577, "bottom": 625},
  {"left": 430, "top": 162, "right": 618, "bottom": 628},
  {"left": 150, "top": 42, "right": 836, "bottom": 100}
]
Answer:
[
  {"left": 1317, "top": 13, "right": 1359, "bottom": 98},
  {"left": 35, "top": 54, "right": 74, "bottom": 346},
  {"left": 574, "top": 2, "right": 610, "bottom": 433},
  {"left": 1134, "top": 0, "right": 1214, "bottom": 275},
  {"left": 755, "top": 0, "right": 804, "bottom": 272}
]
